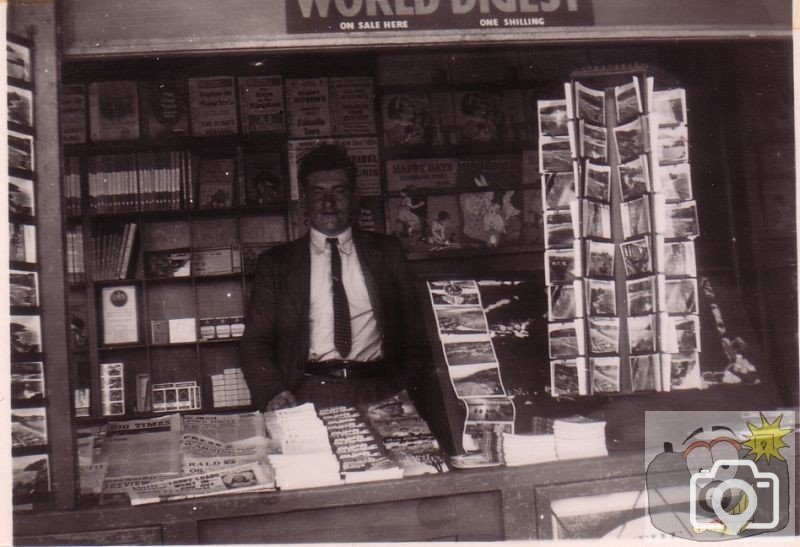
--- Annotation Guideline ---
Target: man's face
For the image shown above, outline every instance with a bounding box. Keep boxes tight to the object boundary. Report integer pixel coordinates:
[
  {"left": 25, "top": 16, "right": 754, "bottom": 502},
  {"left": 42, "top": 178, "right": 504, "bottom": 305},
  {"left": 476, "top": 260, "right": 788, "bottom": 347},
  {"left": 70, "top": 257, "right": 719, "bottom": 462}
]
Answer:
[{"left": 306, "top": 169, "right": 355, "bottom": 236}]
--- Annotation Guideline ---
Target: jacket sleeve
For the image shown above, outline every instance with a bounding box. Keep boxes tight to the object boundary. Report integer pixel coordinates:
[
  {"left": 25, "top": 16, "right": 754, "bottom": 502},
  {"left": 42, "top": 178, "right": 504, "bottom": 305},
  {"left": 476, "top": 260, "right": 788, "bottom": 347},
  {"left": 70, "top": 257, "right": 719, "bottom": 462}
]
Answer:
[
  {"left": 240, "top": 250, "right": 289, "bottom": 410},
  {"left": 386, "top": 236, "right": 432, "bottom": 401}
]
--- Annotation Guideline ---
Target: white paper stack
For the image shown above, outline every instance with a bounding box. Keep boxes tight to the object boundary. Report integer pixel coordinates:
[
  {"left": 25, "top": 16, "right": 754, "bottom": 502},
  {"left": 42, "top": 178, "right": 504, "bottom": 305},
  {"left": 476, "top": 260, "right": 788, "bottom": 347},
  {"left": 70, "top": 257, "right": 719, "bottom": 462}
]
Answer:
[
  {"left": 264, "top": 403, "right": 343, "bottom": 490},
  {"left": 553, "top": 415, "right": 608, "bottom": 460},
  {"left": 500, "top": 433, "right": 557, "bottom": 466}
]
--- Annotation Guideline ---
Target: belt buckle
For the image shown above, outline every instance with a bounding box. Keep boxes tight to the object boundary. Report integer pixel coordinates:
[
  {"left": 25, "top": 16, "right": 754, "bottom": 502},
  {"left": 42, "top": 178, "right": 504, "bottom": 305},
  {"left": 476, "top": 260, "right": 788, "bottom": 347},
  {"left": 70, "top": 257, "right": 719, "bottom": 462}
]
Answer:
[{"left": 340, "top": 366, "right": 349, "bottom": 379}]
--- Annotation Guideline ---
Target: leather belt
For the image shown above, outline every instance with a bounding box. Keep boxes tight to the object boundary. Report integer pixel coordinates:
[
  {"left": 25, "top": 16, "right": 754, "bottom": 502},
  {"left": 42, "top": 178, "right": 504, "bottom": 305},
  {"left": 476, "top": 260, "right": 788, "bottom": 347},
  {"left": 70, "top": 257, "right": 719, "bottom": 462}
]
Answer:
[{"left": 304, "top": 360, "right": 387, "bottom": 380}]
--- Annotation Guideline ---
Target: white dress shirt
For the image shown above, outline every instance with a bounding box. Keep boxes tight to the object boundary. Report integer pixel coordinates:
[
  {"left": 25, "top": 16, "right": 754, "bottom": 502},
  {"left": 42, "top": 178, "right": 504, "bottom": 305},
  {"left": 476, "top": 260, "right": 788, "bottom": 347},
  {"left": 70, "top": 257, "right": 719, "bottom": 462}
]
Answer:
[{"left": 308, "top": 227, "right": 383, "bottom": 362}]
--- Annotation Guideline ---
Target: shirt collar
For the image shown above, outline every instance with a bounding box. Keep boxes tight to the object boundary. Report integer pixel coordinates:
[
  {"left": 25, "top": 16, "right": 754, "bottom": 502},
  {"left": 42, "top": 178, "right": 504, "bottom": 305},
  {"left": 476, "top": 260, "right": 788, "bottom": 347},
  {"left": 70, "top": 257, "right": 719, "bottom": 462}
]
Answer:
[{"left": 309, "top": 226, "right": 354, "bottom": 255}]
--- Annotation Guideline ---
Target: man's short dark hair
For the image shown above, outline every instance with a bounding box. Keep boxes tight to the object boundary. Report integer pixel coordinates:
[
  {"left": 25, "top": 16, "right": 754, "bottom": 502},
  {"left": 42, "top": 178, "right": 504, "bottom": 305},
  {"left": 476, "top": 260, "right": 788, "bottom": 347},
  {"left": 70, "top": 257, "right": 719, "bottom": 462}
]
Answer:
[{"left": 298, "top": 144, "right": 357, "bottom": 189}]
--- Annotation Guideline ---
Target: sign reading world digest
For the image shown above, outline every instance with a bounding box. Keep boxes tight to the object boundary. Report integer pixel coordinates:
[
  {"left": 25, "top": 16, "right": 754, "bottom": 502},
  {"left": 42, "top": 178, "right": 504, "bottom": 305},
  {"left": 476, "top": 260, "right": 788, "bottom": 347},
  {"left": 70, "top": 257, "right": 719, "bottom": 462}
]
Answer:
[{"left": 285, "top": 0, "right": 595, "bottom": 33}]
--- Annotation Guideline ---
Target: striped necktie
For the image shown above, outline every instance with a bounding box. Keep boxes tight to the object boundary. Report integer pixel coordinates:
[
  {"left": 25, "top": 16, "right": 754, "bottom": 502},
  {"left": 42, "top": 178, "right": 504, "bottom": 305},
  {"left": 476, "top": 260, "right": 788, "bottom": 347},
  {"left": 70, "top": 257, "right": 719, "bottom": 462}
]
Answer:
[{"left": 327, "top": 237, "right": 352, "bottom": 358}]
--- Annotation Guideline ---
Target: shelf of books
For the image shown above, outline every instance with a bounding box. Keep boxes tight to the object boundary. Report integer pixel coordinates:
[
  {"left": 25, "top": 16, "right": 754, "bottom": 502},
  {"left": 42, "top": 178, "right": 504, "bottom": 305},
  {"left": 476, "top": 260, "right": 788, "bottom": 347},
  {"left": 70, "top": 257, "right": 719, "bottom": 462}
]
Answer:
[{"left": 9, "top": 32, "right": 53, "bottom": 508}]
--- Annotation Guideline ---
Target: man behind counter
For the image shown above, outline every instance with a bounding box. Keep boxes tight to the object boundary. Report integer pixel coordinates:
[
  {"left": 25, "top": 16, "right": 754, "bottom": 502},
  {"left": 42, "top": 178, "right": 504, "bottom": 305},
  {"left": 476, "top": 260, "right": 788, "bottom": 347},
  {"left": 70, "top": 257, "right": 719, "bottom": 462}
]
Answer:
[{"left": 241, "top": 144, "right": 429, "bottom": 411}]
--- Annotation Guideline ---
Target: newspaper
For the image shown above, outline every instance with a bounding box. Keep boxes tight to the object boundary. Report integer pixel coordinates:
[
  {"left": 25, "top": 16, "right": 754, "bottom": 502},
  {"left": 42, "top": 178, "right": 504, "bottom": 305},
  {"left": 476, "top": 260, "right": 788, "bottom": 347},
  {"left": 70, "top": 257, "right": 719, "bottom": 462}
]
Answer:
[
  {"left": 181, "top": 432, "right": 271, "bottom": 457},
  {"left": 107, "top": 413, "right": 182, "bottom": 435},
  {"left": 127, "top": 461, "right": 276, "bottom": 505},
  {"left": 181, "top": 411, "right": 265, "bottom": 442}
]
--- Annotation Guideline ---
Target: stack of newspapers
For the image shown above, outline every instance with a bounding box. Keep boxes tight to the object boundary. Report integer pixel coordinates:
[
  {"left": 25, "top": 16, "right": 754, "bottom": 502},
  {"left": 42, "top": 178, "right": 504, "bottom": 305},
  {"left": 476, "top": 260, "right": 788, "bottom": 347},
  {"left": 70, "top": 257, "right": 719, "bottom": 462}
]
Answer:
[
  {"left": 264, "top": 403, "right": 342, "bottom": 490},
  {"left": 553, "top": 415, "right": 608, "bottom": 460},
  {"left": 499, "top": 432, "right": 557, "bottom": 466}
]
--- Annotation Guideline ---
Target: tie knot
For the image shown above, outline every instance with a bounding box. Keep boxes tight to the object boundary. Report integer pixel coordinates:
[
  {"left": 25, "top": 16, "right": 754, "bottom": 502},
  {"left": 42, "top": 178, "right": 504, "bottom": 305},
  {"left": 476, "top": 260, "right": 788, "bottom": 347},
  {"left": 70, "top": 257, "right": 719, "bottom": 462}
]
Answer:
[{"left": 327, "top": 237, "right": 339, "bottom": 248}]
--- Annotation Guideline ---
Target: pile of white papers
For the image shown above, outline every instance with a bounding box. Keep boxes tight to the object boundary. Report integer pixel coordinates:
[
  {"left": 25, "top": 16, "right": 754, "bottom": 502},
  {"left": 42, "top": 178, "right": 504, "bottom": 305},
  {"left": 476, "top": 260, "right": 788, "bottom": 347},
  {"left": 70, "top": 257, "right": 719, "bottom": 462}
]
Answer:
[
  {"left": 264, "top": 403, "right": 342, "bottom": 490},
  {"left": 500, "top": 433, "right": 557, "bottom": 466},
  {"left": 553, "top": 415, "right": 608, "bottom": 460}
]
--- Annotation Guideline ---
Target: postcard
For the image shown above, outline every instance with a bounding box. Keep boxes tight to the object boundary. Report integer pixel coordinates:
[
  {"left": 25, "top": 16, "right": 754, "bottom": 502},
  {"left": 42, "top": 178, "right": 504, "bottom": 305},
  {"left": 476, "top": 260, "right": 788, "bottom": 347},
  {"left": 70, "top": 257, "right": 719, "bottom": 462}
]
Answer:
[
  {"left": 443, "top": 340, "right": 497, "bottom": 367},
  {"left": 618, "top": 155, "right": 651, "bottom": 200},
  {"left": 11, "top": 361, "right": 45, "bottom": 402},
  {"left": 584, "top": 161, "right": 611, "bottom": 202},
  {"left": 548, "top": 282, "right": 582, "bottom": 321},
  {"left": 669, "top": 351, "right": 702, "bottom": 390},
  {"left": 615, "top": 78, "right": 642, "bottom": 124},
  {"left": 574, "top": 82, "right": 605, "bottom": 125},
  {"left": 429, "top": 280, "right": 480, "bottom": 306},
  {"left": 630, "top": 354, "right": 661, "bottom": 392},
  {"left": 621, "top": 196, "right": 651, "bottom": 239},
  {"left": 12, "top": 407, "right": 48, "bottom": 448},
  {"left": 621, "top": 237, "right": 652, "bottom": 276},
  {"left": 551, "top": 357, "right": 587, "bottom": 396},
  {"left": 548, "top": 320, "right": 585, "bottom": 359},
  {"left": 591, "top": 357, "right": 620, "bottom": 393},
  {"left": 586, "top": 240, "right": 615, "bottom": 277},
  {"left": 659, "top": 163, "right": 693, "bottom": 201},
  {"left": 665, "top": 278, "right": 698, "bottom": 314},
  {"left": 10, "top": 270, "right": 38, "bottom": 307},
  {"left": 580, "top": 121, "right": 607, "bottom": 162},
  {"left": 627, "top": 277, "right": 655, "bottom": 315},
  {"left": 613, "top": 118, "right": 645, "bottom": 162},
  {"left": 629, "top": 315, "right": 656, "bottom": 354},
  {"left": 662, "top": 241, "right": 697, "bottom": 277},
  {"left": 450, "top": 363, "right": 506, "bottom": 398},
  {"left": 545, "top": 245, "right": 580, "bottom": 284},
  {"left": 587, "top": 279, "right": 616, "bottom": 316},
  {"left": 11, "top": 314, "right": 42, "bottom": 355},
  {"left": 464, "top": 398, "right": 516, "bottom": 423},
  {"left": 657, "top": 124, "right": 689, "bottom": 164},
  {"left": 538, "top": 99, "right": 569, "bottom": 138},
  {"left": 588, "top": 317, "right": 620, "bottom": 354},
  {"left": 652, "top": 88, "right": 687, "bottom": 126},
  {"left": 543, "top": 171, "right": 577, "bottom": 210},
  {"left": 434, "top": 306, "right": 488, "bottom": 335},
  {"left": 539, "top": 136, "right": 574, "bottom": 173},
  {"left": 582, "top": 200, "right": 611, "bottom": 239},
  {"left": 665, "top": 201, "right": 700, "bottom": 239},
  {"left": 545, "top": 209, "right": 577, "bottom": 248},
  {"left": 673, "top": 314, "right": 701, "bottom": 353}
]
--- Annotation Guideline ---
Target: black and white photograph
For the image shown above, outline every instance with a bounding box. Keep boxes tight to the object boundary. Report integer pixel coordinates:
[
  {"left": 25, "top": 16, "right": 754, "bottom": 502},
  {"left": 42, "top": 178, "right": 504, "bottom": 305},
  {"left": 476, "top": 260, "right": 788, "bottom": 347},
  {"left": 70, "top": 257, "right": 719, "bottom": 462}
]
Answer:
[
  {"left": 10, "top": 270, "right": 38, "bottom": 307},
  {"left": 588, "top": 317, "right": 619, "bottom": 354},
  {"left": 662, "top": 241, "right": 697, "bottom": 277},
  {"left": 613, "top": 118, "right": 645, "bottom": 161},
  {"left": 669, "top": 351, "right": 702, "bottom": 390},
  {"left": 548, "top": 320, "right": 585, "bottom": 359},
  {"left": 537, "top": 99, "right": 569, "bottom": 137},
  {"left": 551, "top": 358, "right": 585, "bottom": 397},
  {"left": 434, "top": 306, "right": 488, "bottom": 335},
  {"left": 617, "top": 155, "right": 651, "bottom": 200},
  {"left": 9, "top": 129, "right": 35, "bottom": 172},
  {"left": 665, "top": 201, "right": 700, "bottom": 239},
  {"left": 546, "top": 246, "right": 579, "bottom": 284},
  {"left": 8, "top": 84, "right": 34, "bottom": 128},
  {"left": 5, "top": 2, "right": 798, "bottom": 543},
  {"left": 548, "top": 282, "right": 580, "bottom": 321},
  {"left": 591, "top": 357, "right": 620, "bottom": 393},
  {"left": 665, "top": 278, "right": 698, "bottom": 314},
  {"left": 7, "top": 35, "right": 32, "bottom": 82},
  {"left": 429, "top": 281, "right": 480, "bottom": 306},
  {"left": 13, "top": 454, "right": 50, "bottom": 501},
  {"left": 582, "top": 200, "right": 611, "bottom": 239},
  {"left": 587, "top": 279, "right": 616, "bottom": 316},
  {"left": 580, "top": 121, "right": 607, "bottom": 162},
  {"left": 545, "top": 209, "right": 577, "bottom": 248},
  {"left": 543, "top": 171, "right": 576, "bottom": 210},
  {"left": 627, "top": 277, "right": 655, "bottom": 315},
  {"left": 621, "top": 237, "right": 652, "bottom": 276},
  {"left": 628, "top": 315, "right": 656, "bottom": 354},
  {"left": 630, "top": 354, "right": 659, "bottom": 392},
  {"left": 584, "top": 161, "right": 611, "bottom": 202},
  {"left": 574, "top": 82, "right": 605, "bottom": 125},
  {"left": 615, "top": 78, "right": 642, "bottom": 123},
  {"left": 464, "top": 398, "right": 515, "bottom": 422},
  {"left": 11, "top": 361, "right": 45, "bottom": 402},
  {"left": 673, "top": 314, "right": 701, "bottom": 352},
  {"left": 657, "top": 124, "right": 689, "bottom": 164},
  {"left": 11, "top": 407, "right": 48, "bottom": 448},
  {"left": 539, "top": 136, "right": 574, "bottom": 173},
  {"left": 9, "top": 176, "right": 35, "bottom": 217},
  {"left": 652, "top": 88, "right": 687, "bottom": 126},
  {"left": 450, "top": 363, "right": 506, "bottom": 398},
  {"left": 621, "top": 196, "right": 651, "bottom": 239},
  {"left": 659, "top": 163, "right": 693, "bottom": 201},
  {"left": 586, "top": 240, "right": 615, "bottom": 277},
  {"left": 11, "top": 314, "right": 42, "bottom": 356},
  {"left": 443, "top": 340, "right": 497, "bottom": 367}
]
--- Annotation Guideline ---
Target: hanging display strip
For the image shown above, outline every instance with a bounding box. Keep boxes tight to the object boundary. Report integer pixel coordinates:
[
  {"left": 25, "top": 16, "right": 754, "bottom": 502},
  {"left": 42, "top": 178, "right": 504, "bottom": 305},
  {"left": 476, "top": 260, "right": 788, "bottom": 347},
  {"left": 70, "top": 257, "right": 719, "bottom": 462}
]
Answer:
[
  {"left": 427, "top": 280, "right": 516, "bottom": 465},
  {"left": 538, "top": 69, "right": 701, "bottom": 398}
]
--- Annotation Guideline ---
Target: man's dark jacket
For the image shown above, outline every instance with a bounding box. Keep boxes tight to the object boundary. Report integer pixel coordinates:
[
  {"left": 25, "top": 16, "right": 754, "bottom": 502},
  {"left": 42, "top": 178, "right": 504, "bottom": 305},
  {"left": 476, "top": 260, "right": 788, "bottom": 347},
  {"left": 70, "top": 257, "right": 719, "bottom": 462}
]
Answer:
[{"left": 240, "top": 229, "right": 428, "bottom": 410}]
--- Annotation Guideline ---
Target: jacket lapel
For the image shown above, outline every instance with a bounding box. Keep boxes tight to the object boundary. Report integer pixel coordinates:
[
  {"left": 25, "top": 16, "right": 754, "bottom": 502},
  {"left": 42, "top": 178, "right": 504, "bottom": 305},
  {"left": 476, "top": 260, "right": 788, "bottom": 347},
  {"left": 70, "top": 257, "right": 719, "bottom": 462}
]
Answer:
[
  {"left": 285, "top": 235, "right": 311, "bottom": 349},
  {"left": 353, "top": 230, "right": 385, "bottom": 335}
]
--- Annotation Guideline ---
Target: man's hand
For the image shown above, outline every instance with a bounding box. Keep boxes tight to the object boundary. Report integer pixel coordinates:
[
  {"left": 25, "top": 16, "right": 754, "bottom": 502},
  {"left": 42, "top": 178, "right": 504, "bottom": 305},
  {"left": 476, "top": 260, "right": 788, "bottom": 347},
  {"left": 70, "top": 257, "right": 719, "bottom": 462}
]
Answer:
[{"left": 265, "top": 390, "right": 297, "bottom": 411}]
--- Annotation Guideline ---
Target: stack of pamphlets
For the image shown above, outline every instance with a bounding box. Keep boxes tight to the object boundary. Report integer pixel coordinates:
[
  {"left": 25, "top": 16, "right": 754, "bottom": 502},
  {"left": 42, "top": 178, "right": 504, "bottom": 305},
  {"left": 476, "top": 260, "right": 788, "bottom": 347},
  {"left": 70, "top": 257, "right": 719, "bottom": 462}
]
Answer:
[
  {"left": 364, "top": 392, "right": 449, "bottom": 475},
  {"left": 499, "top": 432, "right": 557, "bottom": 466},
  {"left": 318, "top": 405, "right": 403, "bottom": 484},
  {"left": 553, "top": 415, "right": 608, "bottom": 460},
  {"left": 264, "top": 403, "right": 342, "bottom": 490}
]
